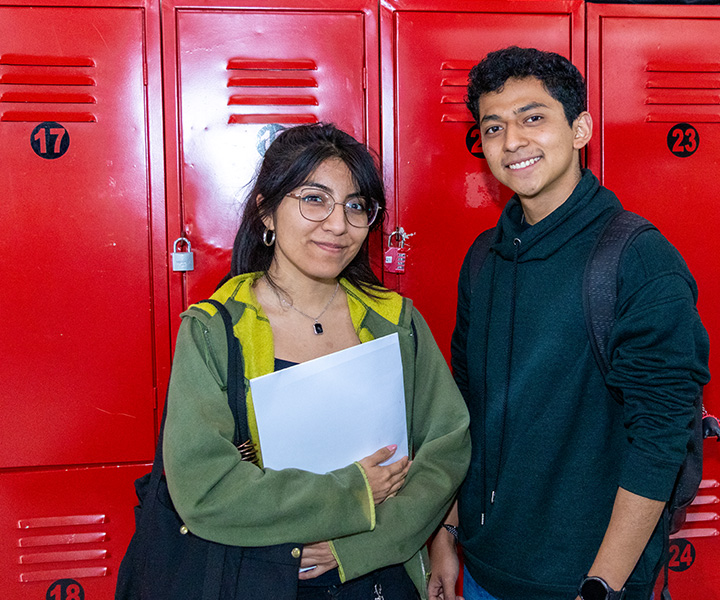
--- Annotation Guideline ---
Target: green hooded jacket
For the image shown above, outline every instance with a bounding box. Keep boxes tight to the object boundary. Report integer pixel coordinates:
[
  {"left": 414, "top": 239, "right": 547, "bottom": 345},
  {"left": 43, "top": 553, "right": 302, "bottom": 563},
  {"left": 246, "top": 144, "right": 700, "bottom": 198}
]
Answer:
[{"left": 164, "top": 272, "right": 471, "bottom": 596}]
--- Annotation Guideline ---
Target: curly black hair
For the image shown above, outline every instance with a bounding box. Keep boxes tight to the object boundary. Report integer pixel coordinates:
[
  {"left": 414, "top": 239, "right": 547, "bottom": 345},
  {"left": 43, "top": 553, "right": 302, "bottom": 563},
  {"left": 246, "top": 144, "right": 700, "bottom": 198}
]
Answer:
[{"left": 466, "top": 46, "right": 586, "bottom": 126}]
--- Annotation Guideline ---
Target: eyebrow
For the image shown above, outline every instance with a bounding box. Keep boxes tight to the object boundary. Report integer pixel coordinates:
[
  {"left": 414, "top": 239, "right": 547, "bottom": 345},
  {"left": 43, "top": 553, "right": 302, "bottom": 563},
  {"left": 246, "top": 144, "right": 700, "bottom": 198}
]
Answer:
[
  {"left": 480, "top": 101, "right": 550, "bottom": 124},
  {"left": 300, "top": 182, "right": 363, "bottom": 198}
]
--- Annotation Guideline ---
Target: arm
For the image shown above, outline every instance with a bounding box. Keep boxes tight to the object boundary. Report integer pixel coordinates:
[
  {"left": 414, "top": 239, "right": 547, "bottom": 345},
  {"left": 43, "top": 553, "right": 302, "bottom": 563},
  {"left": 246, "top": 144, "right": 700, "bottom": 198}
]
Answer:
[
  {"left": 585, "top": 232, "right": 710, "bottom": 592},
  {"left": 578, "top": 488, "right": 664, "bottom": 596},
  {"left": 428, "top": 251, "right": 473, "bottom": 599},
  {"left": 164, "top": 314, "right": 377, "bottom": 547},
  {"left": 428, "top": 501, "right": 463, "bottom": 600},
  {"left": 450, "top": 241, "right": 474, "bottom": 401},
  {"left": 329, "top": 310, "right": 471, "bottom": 581}
]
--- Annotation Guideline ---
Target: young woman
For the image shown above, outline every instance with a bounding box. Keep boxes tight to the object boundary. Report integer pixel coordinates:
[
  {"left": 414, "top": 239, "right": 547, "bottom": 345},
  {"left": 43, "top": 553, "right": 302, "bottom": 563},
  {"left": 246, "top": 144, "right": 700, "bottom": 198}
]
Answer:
[{"left": 163, "top": 123, "right": 470, "bottom": 599}]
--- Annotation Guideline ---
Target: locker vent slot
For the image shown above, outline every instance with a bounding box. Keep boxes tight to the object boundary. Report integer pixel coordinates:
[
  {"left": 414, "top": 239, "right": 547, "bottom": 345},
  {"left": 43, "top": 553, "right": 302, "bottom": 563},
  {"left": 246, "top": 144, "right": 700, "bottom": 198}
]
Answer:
[
  {"left": 1, "top": 92, "right": 96, "bottom": 104},
  {"left": 440, "top": 61, "right": 474, "bottom": 123},
  {"left": 15, "top": 514, "right": 109, "bottom": 583},
  {"left": 0, "top": 54, "right": 98, "bottom": 122},
  {"left": 671, "top": 478, "right": 719, "bottom": 539},
  {"left": 226, "top": 57, "right": 319, "bottom": 125},
  {"left": 1, "top": 54, "right": 95, "bottom": 67},
  {"left": 645, "top": 61, "right": 720, "bottom": 123}
]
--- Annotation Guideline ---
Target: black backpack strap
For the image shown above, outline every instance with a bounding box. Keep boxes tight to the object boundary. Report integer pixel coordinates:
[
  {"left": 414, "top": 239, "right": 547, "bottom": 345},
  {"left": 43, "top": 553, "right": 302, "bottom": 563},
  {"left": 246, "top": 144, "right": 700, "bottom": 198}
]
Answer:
[
  {"left": 196, "top": 299, "right": 259, "bottom": 600},
  {"left": 131, "top": 300, "right": 250, "bottom": 600},
  {"left": 583, "top": 210, "right": 655, "bottom": 401},
  {"left": 468, "top": 228, "right": 497, "bottom": 293},
  {"left": 201, "top": 299, "right": 257, "bottom": 464},
  {"left": 201, "top": 299, "right": 248, "bottom": 445}
]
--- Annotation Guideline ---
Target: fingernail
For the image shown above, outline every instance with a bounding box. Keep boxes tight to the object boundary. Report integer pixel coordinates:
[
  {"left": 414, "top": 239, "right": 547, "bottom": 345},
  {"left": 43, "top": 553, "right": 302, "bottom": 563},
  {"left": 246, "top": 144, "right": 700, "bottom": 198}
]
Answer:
[{"left": 386, "top": 444, "right": 397, "bottom": 452}]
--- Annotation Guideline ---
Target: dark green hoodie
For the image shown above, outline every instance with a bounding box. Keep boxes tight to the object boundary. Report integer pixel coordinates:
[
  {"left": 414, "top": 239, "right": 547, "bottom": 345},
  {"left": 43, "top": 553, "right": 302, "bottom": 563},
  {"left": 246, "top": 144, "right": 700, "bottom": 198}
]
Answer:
[{"left": 452, "top": 170, "right": 710, "bottom": 600}]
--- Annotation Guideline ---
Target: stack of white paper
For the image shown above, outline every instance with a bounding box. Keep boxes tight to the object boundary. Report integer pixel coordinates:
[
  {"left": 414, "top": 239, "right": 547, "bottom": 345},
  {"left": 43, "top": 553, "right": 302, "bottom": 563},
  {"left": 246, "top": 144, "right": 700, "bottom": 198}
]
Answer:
[{"left": 249, "top": 333, "right": 408, "bottom": 474}]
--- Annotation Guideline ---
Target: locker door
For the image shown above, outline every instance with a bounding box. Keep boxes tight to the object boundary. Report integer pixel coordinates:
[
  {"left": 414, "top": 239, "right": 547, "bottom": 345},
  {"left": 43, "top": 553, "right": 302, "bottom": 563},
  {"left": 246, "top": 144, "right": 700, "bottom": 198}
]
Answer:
[
  {"left": 381, "top": 0, "right": 584, "bottom": 358},
  {"left": 587, "top": 4, "right": 720, "bottom": 597},
  {"left": 163, "top": 1, "right": 380, "bottom": 316},
  {"left": 0, "top": 3, "right": 166, "bottom": 597}
]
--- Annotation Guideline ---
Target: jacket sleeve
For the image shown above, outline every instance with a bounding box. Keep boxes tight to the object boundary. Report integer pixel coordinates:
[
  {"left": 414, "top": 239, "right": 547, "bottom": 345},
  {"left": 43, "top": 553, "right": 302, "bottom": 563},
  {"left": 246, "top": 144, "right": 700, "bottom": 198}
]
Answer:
[
  {"left": 606, "top": 230, "right": 710, "bottom": 501},
  {"left": 330, "top": 309, "right": 472, "bottom": 581},
  {"left": 163, "top": 313, "right": 376, "bottom": 546}
]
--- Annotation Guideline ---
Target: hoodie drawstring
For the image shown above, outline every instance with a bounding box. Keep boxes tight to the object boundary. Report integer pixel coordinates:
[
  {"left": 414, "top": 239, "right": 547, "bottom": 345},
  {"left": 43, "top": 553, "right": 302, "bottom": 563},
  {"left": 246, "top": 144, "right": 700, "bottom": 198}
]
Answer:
[{"left": 482, "top": 236, "right": 521, "bottom": 524}]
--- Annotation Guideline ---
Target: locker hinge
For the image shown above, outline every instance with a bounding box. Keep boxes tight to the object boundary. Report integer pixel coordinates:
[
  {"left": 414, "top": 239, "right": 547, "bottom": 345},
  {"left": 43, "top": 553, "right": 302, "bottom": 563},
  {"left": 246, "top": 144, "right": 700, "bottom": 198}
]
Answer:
[{"left": 363, "top": 67, "right": 367, "bottom": 90}]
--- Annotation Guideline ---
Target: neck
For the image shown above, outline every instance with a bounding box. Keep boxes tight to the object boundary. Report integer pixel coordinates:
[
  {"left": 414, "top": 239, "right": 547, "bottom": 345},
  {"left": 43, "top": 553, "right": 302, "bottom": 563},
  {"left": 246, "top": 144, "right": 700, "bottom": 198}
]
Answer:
[
  {"left": 264, "top": 268, "right": 340, "bottom": 312},
  {"left": 521, "top": 196, "right": 567, "bottom": 225},
  {"left": 520, "top": 167, "right": 582, "bottom": 225}
]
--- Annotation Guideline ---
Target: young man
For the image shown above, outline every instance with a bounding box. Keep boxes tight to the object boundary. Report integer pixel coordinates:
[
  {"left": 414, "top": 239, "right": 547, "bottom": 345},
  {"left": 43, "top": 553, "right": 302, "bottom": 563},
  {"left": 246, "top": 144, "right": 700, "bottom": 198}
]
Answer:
[{"left": 428, "top": 47, "right": 710, "bottom": 600}]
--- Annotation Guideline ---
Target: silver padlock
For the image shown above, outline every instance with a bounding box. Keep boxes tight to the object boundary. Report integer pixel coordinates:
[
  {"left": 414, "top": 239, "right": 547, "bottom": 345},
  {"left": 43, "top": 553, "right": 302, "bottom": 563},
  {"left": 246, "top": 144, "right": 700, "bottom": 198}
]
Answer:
[{"left": 172, "top": 237, "right": 194, "bottom": 272}]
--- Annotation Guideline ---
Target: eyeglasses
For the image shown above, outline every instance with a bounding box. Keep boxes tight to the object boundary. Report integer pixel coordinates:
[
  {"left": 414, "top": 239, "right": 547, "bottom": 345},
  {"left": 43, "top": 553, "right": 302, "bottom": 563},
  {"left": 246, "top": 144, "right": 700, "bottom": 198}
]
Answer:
[{"left": 286, "top": 188, "right": 380, "bottom": 228}]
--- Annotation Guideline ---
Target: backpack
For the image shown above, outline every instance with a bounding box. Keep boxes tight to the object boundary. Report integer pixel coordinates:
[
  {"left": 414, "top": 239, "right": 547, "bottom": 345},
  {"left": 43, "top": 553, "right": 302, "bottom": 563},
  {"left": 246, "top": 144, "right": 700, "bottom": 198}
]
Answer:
[{"left": 466, "top": 209, "right": 706, "bottom": 600}]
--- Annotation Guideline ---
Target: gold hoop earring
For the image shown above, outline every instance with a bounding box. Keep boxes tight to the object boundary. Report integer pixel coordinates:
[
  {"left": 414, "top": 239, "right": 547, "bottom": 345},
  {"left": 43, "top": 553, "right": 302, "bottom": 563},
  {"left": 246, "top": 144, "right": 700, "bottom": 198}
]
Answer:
[{"left": 262, "top": 228, "right": 276, "bottom": 247}]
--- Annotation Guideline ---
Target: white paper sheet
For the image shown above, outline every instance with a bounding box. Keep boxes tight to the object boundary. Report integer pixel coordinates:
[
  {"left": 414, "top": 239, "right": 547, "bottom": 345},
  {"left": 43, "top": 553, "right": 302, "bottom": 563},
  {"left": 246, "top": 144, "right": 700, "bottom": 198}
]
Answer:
[{"left": 249, "top": 333, "right": 408, "bottom": 474}]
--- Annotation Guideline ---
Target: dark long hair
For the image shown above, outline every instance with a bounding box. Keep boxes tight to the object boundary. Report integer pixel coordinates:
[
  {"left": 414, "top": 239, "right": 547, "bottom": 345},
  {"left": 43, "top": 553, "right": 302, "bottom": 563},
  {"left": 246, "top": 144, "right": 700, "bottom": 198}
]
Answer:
[{"left": 228, "top": 123, "right": 385, "bottom": 293}]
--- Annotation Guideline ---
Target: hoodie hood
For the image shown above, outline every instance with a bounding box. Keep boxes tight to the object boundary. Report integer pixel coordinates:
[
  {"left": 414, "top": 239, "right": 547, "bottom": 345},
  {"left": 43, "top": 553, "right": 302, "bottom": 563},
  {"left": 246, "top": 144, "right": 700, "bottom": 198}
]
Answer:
[{"left": 492, "top": 169, "right": 622, "bottom": 261}]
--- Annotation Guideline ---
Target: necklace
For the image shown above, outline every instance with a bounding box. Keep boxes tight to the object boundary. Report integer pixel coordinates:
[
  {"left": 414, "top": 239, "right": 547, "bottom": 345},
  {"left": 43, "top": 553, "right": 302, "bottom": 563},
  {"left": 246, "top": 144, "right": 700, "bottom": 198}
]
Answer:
[{"left": 276, "top": 281, "right": 340, "bottom": 335}]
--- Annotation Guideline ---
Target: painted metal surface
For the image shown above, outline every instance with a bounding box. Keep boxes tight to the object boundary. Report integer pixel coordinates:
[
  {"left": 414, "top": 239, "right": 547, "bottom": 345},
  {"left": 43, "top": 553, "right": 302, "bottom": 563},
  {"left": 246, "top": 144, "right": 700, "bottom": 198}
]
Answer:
[
  {"left": 1, "top": 1, "right": 717, "bottom": 597},
  {"left": 0, "top": 465, "right": 151, "bottom": 597},
  {"left": 380, "top": 0, "right": 585, "bottom": 359},
  {"left": 0, "top": 5, "right": 160, "bottom": 465},
  {"left": 0, "top": 0, "right": 167, "bottom": 596},
  {"left": 162, "top": 0, "right": 381, "bottom": 319},
  {"left": 587, "top": 4, "right": 720, "bottom": 597}
]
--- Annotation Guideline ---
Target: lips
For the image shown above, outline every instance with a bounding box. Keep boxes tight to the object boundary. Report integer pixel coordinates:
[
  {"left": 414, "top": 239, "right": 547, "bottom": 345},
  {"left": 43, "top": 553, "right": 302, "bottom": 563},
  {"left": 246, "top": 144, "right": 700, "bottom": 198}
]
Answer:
[
  {"left": 507, "top": 156, "right": 541, "bottom": 170},
  {"left": 314, "top": 241, "right": 345, "bottom": 253}
]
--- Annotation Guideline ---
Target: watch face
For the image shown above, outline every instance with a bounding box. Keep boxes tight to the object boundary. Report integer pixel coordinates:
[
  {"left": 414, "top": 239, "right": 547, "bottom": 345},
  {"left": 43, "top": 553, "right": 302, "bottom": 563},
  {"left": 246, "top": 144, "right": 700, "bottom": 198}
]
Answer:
[{"left": 580, "top": 578, "right": 608, "bottom": 600}]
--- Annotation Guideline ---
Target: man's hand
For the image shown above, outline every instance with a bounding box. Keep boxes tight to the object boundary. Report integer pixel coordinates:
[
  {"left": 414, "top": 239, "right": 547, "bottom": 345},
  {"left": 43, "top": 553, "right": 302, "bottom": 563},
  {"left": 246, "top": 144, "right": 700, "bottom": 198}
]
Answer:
[{"left": 428, "top": 526, "right": 463, "bottom": 600}]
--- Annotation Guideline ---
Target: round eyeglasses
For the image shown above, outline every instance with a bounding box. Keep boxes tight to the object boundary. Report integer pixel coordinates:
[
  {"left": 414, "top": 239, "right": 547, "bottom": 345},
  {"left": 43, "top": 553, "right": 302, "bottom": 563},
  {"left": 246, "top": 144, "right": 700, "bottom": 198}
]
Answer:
[{"left": 286, "top": 188, "right": 380, "bottom": 228}]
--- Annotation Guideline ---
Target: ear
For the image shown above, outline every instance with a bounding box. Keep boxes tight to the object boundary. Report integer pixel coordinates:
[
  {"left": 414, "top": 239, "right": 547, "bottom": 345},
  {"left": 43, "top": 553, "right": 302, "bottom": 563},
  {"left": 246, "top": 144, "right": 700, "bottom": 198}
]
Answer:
[
  {"left": 572, "top": 111, "right": 593, "bottom": 150},
  {"left": 257, "top": 194, "right": 274, "bottom": 230}
]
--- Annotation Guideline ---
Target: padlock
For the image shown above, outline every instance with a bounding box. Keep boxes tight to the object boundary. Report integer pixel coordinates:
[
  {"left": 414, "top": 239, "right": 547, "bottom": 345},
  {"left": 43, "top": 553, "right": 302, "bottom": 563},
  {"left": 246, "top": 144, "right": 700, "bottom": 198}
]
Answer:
[
  {"left": 172, "top": 237, "right": 194, "bottom": 272},
  {"left": 384, "top": 246, "right": 406, "bottom": 274},
  {"left": 385, "top": 228, "right": 411, "bottom": 274}
]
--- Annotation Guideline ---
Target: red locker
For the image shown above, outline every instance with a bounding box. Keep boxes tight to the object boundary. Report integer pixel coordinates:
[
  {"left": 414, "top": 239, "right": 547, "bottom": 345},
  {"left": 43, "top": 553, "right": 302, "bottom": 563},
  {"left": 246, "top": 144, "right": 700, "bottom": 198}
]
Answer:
[
  {"left": 0, "top": 0, "right": 166, "bottom": 596},
  {"left": 380, "top": 0, "right": 584, "bottom": 358},
  {"left": 161, "top": 0, "right": 381, "bottom": 320},
  {"left": 587, "top": 4, "right": 720, "bottom": 597}
]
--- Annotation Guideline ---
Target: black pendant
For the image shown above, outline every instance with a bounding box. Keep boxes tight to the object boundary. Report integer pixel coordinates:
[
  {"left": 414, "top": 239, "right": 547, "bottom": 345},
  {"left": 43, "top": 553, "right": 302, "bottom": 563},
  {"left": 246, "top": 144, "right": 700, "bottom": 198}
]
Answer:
[{"left": 313, "top": 322, "right": 324, "bottom": 335}]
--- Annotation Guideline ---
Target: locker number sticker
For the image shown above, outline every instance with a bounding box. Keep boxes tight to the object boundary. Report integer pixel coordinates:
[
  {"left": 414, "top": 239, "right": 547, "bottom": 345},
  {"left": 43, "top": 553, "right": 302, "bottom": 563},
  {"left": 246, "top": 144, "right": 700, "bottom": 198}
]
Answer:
[
  {"left": 668, "top": 538, "right": 695, "bottom": 572},
  {"left": 466, "top": 125, "right": 484, "bottom": 158},
  {"left": 31, "top": 122, "right": 70, "bottom": 160},
  {"left": 667, "top": 123, "right": 698, "bottom": 158},
  {"left": 47, "top": 579, "right": 84, "bottom": 600}
]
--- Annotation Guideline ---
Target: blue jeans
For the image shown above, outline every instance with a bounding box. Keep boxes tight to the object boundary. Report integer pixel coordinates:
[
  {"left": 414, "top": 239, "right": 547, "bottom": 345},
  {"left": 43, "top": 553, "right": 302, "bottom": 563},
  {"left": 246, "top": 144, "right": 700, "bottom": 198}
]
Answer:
[{"left": 463, "top": 566, "right": 501, "bottom": 600}]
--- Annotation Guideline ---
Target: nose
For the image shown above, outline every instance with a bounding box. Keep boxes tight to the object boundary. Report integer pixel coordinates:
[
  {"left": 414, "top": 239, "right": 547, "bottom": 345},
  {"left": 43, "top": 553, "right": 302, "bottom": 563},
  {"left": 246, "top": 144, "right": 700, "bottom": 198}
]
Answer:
[
  {"left": 322, "top": 202, "right": 349, "bottom": 233},
  {"left": 503, "top": 122, "right": 528, "bottom": 152}
]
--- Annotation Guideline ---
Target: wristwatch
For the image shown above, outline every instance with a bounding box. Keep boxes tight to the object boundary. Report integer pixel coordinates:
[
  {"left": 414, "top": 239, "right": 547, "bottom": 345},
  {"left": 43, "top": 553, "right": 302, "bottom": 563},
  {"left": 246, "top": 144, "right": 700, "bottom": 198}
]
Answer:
[{"left": 578, "top": 575, "right": 626, "bottom": 600}]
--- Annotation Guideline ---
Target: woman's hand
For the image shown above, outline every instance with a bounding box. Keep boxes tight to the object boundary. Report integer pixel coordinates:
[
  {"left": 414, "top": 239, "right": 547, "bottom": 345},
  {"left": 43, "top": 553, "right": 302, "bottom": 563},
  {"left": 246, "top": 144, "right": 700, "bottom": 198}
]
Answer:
[
  {"left": 358, "top": 445, "right": 410, "bottom": 505},
  {"left": 298, "top": 541, "right": 338, "bottom": 580}
]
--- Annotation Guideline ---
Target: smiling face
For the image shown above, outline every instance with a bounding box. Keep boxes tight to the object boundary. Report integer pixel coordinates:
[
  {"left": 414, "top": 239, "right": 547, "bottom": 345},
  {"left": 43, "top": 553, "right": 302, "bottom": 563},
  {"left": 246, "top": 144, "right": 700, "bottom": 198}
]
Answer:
[
  {"left": 477, "top": 76, "right": 592, "bottom": 223},
  {"left": 263, "top": 158, "right": 369, "bottom": 285}
]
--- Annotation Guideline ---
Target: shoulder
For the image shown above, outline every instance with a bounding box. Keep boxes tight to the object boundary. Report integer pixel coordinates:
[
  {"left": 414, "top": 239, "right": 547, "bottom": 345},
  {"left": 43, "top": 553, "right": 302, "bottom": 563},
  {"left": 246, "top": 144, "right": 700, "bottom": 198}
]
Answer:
[
  {"left": 341, "top": 280, "right": 410, "bottom": 329},
  {"left": 617, "top": 222, "right": 698, "bottom": 306},
  {"left": 621, "top": 225, "right": 694, "bottom": 283},
  {"left": 181, "top": 272, "right": 260, "bottom": 325}
]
